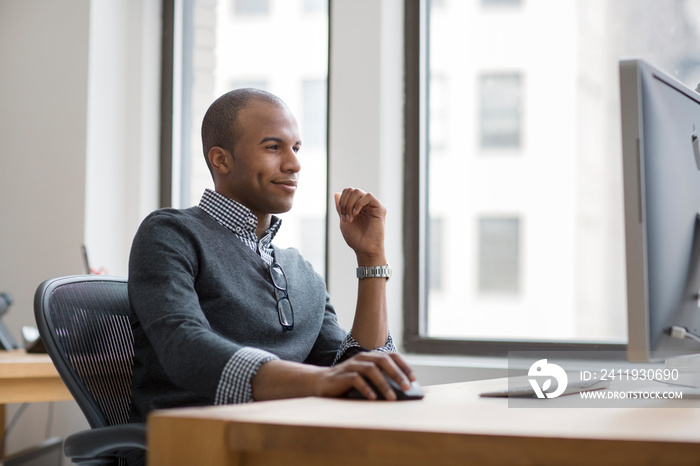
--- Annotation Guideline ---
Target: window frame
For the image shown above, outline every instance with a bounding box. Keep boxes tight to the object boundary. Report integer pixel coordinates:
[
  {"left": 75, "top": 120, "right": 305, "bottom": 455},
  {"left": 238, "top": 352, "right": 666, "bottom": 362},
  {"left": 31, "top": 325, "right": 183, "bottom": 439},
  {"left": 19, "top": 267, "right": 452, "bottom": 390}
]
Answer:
[
  {"left": 402, "top": 0, "right": 624, "bottom": 356},
  {"left": 160, "top": 0, "right": 176, "bottom": 208}
]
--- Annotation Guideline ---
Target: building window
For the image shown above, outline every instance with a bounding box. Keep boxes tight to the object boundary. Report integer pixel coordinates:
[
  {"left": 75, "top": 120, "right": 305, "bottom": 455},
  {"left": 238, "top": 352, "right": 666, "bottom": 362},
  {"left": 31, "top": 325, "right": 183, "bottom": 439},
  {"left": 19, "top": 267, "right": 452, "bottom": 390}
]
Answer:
[
  {"left": 479, "top": 73, "right": 523, "bottom": 150},
  {"left": 303, "top": 0, "right": 327, "bottom": 14},
  {"left": 482, "top": 0, "right": 522, "bottom": 7},
  {"left": 477, "top": 217, "right": 520, "bottom": 294},
  {"left": 233, "top": 0, "right": 269, "bottom": 16}
]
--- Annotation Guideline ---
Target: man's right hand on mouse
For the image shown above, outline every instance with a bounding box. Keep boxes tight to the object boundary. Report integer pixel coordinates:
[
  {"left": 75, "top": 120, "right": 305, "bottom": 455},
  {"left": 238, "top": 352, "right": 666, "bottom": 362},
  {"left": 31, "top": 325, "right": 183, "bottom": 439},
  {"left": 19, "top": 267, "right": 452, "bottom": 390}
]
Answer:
[
  {"left": 252, "top": 351, "right": 417, "bottom": 402},
  {"left": 319, "top": 352, "right": 417, "bottom": 401}
]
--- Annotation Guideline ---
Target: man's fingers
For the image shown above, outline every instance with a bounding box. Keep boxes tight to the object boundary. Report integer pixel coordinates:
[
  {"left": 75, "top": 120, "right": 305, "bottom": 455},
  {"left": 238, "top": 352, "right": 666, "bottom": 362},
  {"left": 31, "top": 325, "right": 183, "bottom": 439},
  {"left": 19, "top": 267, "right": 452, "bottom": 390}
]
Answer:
[
  {"left": 338, "top": 188, "right": 365, "bottom": 222},
  {"left": 334, "top": 192, "right": 342, "bottom": 216},
  {"left": 356, "top": 365, "right": 396, "bottom": 401},
  {"left": 389, "top": 353, "right": 418, "bottom": 385},
  {"left": 334, "top": 357, "right": 402, "bottom": 401},
  {"left": 335, "top": 188, "right": 385, "bottom": 223},
  {"left": 351, "top": 193, "right": 374, "bottom": 216},
  {"left": 351, "top": 373, "right": 378, "bottom": 400},
  {"left": 349, "top": 353, "right": 412, "bottom": 396},
  {"left": 376, "top": 354, "right": 412, "bottom": 392}
]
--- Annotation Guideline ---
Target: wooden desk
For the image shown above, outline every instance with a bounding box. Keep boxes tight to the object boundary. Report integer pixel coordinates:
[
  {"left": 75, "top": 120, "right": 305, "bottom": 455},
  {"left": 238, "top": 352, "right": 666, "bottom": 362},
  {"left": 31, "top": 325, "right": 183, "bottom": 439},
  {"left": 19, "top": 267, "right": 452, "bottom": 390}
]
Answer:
[
  {"left": 0, "top": 350, "right": 72, "bottom": 446},
  {"left": 148, "top": 378, "right": 700, "bottom": 466}
]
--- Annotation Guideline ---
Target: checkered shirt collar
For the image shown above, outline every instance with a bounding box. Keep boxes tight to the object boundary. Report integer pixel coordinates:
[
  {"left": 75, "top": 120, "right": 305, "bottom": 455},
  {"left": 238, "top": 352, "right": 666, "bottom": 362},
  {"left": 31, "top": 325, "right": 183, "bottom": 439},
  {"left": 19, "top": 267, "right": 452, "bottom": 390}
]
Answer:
[{"left": 198, "top": 189, "right": 282, "bottom": 252}]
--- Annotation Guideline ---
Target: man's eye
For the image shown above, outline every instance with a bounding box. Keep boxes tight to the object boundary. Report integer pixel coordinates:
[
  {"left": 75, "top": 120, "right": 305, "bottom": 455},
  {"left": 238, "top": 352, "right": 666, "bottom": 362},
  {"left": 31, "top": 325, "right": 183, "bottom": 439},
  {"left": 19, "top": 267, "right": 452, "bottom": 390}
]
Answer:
[
  {"left": 293, "top": 146, "right": 300, "bottom": 153},
  {"left": 267, "top": 145, "right": 280, "bottom": 151}
]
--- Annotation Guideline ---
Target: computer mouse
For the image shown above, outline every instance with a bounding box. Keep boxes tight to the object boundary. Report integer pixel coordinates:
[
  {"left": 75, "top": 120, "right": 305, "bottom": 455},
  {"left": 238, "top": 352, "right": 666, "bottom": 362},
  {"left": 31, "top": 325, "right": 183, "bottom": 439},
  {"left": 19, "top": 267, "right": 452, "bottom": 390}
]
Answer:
[{"left": 345, "top": 372, "right": 424, "bottom": 400}]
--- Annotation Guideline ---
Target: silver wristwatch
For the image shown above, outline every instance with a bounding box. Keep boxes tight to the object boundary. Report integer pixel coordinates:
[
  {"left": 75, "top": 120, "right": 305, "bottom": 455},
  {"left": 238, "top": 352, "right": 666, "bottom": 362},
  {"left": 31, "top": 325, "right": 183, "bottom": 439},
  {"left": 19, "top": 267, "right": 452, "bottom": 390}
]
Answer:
[{"left": 356, "top": 264, "right": 392, "bottom": 281}]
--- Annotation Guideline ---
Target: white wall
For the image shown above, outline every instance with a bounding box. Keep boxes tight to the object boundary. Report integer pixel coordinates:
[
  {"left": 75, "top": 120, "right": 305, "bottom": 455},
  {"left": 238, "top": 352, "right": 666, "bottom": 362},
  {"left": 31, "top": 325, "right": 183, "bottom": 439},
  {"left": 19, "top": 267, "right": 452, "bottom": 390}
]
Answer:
[
  {"left": 0, "top": 0, "right": 160, "bottom": 458},
  {"left": 327, "top": 0, "right": 405, "bottom": 349},
  {"left": 0, "top": 0, "right": 89, "bottom": 346},
  {"left": 0, "top": 0, "right": 92, "bottom": 456},
  {"left": 84, "top": 0, "right": 161, "bottom": 277}
]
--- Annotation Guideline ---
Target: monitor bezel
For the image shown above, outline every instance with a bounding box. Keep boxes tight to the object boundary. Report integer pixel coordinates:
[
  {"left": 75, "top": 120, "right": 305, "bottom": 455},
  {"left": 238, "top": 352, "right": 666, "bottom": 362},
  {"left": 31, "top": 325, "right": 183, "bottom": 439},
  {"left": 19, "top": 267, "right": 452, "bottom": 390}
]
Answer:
[{"left": 621, "top": 58, "right": 700, "bottom": 362}]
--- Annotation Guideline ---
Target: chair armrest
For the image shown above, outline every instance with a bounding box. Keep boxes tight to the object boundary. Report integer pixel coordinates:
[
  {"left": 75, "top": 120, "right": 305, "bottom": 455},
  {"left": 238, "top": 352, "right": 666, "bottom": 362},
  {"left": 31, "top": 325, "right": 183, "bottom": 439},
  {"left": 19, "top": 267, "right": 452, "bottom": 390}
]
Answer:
[{"left": 64, "top": 423, "right": 147, "bottom": 461}]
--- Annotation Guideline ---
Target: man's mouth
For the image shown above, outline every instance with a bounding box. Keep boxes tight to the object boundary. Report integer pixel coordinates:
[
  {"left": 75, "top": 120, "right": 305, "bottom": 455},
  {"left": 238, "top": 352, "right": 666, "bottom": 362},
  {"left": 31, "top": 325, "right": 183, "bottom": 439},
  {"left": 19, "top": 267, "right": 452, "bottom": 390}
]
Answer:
[{"left": 274, "top": 180, "right": 298, "bottom": 192}]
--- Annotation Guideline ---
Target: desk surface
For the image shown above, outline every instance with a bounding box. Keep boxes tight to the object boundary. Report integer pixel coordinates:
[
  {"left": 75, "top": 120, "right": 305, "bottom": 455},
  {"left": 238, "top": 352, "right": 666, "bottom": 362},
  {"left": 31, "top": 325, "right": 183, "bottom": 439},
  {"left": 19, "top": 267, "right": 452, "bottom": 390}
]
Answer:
[
  {"left": 0, "top": 350, "right": 72, "bottom": 404},
  {"left": 148, "top": 377, "right": 700, "bottom": 466},
  {"left": 0, "top": 350, "right": 73, "bottom": 455}
]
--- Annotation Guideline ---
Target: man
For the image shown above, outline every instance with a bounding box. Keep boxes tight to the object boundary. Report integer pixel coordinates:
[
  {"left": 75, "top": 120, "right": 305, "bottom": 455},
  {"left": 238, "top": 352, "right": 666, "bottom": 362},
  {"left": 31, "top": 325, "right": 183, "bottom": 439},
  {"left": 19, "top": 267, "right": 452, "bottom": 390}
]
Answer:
[{"left": 127, "top": 88, "right": 416, "bottom": 426}]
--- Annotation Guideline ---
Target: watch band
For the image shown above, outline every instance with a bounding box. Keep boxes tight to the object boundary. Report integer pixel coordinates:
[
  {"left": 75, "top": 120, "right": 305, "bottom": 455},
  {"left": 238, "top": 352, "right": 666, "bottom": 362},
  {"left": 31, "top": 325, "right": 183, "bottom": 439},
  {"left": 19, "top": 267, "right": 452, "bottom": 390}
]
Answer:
[{"left": 356, "top": 264, "right": 392, "bottom": 280}]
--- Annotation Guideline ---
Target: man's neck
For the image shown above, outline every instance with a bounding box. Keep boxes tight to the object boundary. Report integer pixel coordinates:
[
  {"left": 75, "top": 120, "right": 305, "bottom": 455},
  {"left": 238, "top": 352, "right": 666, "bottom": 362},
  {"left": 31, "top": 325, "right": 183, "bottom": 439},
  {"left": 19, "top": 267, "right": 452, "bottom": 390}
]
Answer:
[{"left": 255, "top": 216, "right": 271, "bottom": 240}]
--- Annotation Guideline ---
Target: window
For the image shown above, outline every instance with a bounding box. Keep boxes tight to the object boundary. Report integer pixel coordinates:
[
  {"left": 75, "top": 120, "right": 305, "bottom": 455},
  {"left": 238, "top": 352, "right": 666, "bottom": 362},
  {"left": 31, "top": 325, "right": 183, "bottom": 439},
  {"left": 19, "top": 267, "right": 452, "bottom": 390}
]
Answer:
[
  {"left": 404, "top": 0, "right": 700, "bottom": 354},
  {"left": 428, "top": 217, "right": 445, "bottom": 292},
  {"left": 230, "top": 80, "right": 268, "bottom": 91},
  {"left": 482, "top": 0, "right": 522, "bottom": 7},
  {"left": 301, "top": 79, "right": 327, "bottom": 148},
  {"left": 478, "top": 217, "right": 521, "bottom": 294},
  {"left": 166, "top": 0, "right": 329, "bottom": 277},
  {"left": 303, "top": 0, "right": 327, "bottom": 14},
  {"left": 233, "top": 0, "right": 269, "bottom": 16},
  {"left": 300, "top": 216, "right": 326, "bottom": 273},
  {"left": 429, "top": 74, "right": 448, "bottom": 153},
  {"left": 479, "top": 73, "right": 522, "bottom": 150}
]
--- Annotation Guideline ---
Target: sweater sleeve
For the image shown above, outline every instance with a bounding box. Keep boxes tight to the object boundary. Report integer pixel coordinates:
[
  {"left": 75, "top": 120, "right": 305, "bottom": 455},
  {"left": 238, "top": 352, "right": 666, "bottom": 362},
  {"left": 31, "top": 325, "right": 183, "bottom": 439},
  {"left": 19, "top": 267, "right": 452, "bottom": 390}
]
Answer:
[
  {"left": 129, "top": 211, "right": 263, "bottom": 401},
  {"left": 302, "top": 290, "right": 396, "bottom": 366},
  {"left": 301, "top": 292, "right": 349, "bottom": 366}
]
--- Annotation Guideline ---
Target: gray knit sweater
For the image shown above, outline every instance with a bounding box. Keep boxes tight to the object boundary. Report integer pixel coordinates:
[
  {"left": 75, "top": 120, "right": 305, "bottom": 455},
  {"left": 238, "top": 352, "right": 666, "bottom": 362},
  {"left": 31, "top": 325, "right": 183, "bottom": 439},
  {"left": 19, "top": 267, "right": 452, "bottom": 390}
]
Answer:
[{"left": 127, "top": 206, "right": 349, "bottom": 422}]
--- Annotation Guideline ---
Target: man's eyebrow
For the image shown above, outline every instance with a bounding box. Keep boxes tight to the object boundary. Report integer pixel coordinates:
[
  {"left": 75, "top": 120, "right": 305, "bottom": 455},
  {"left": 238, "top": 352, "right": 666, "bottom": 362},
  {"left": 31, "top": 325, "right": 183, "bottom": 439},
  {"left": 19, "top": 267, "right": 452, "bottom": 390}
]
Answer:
[{"left": 259, "top": 136, "right": 302, "bottom": 146}]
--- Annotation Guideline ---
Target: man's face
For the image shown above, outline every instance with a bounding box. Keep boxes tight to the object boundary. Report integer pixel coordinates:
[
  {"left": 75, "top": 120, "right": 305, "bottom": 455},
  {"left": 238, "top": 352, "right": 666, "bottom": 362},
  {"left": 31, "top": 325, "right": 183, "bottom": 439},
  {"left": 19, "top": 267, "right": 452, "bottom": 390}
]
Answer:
[{"left": 218, "top": 100, "right": 302, "bottom": 219}]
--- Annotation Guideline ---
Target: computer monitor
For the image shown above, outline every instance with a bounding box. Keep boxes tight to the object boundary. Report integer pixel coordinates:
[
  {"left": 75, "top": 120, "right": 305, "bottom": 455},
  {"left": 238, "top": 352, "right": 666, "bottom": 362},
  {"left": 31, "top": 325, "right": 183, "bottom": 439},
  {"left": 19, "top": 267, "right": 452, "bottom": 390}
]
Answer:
[{"left": 620, "top": 58, "right": 700, "bottom": 368}]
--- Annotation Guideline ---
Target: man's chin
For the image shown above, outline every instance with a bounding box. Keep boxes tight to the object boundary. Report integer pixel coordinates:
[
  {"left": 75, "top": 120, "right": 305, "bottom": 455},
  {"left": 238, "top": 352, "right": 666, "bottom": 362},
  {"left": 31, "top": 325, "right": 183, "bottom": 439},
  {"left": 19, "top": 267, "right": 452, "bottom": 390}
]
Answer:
[{"left": 271, "top": 200, "right": 295, "bottom": 215}]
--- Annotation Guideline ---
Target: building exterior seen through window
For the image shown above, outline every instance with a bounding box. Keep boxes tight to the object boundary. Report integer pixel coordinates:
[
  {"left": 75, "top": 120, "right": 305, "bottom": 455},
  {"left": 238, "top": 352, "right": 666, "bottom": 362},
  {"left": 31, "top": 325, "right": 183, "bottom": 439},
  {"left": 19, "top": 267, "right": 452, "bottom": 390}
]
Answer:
[
  {"left": 425, "top": 0, "right": 700, "bottom": 343},
  {"left": 176, "top": 0, "right": 329, "bottom": 277}
]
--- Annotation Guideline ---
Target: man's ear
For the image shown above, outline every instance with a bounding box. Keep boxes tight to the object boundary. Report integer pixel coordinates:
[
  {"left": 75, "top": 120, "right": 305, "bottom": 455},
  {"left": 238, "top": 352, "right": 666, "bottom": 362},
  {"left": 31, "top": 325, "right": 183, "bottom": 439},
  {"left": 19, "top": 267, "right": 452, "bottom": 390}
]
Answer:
[{"left": 208, "top": 146, "right": 232, "bottom": 175}]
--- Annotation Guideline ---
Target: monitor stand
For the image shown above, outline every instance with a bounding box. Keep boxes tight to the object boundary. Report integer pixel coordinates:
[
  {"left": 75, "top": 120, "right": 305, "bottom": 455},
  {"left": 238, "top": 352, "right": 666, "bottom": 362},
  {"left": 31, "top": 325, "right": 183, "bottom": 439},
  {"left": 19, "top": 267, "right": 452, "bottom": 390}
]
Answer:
[{"left": 663, "top": 214, "right": 700, "bottom": 388}]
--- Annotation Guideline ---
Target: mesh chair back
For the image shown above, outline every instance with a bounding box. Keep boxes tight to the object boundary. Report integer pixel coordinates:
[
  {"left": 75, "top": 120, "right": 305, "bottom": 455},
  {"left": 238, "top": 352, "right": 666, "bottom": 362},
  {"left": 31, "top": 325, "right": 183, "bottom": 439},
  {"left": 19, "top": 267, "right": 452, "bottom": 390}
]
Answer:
[{"left": 34, "top": 275, "right": 134, "bottom": 428}]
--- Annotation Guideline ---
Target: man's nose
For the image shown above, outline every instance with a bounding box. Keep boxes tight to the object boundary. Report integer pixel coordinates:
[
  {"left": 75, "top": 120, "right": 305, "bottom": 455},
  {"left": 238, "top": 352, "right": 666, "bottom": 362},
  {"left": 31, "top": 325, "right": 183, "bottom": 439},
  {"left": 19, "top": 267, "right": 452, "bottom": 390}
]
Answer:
[{"left": 282, "top": 148, "right": 301, "bottom": 173}]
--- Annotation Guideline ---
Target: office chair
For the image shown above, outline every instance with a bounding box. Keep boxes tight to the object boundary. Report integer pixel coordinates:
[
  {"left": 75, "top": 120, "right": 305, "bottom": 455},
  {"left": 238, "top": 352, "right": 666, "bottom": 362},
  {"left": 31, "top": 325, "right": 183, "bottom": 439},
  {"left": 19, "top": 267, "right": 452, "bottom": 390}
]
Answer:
[{"left": 34, "top": 275, "right": 146, "bottom": 465}]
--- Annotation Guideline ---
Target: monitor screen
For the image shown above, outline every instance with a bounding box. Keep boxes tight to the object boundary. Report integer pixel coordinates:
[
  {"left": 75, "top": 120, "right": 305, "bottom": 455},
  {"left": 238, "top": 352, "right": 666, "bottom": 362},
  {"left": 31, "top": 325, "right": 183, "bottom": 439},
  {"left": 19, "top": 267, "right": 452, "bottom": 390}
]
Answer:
[{"left": 620, "top": 58, "right": 700, "bottom": 363}]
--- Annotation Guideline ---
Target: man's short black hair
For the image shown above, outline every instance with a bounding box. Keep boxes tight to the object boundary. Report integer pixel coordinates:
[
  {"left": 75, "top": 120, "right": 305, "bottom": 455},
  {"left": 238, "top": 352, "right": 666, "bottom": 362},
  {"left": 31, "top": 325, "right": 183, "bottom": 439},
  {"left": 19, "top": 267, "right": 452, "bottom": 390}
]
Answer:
[{"left": 201, "top": 88, "right": 285, "bottom": 174}]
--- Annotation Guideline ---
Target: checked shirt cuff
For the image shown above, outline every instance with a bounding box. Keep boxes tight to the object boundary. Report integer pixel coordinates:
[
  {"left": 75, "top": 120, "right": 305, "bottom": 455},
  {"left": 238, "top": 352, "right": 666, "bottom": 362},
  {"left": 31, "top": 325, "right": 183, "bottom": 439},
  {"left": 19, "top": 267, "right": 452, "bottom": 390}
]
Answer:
[
  {"left": 332, "top": 331, "right": 396, "bottom": 366},
  {"left": 214, "top": 347, "right": 279, "bottom": 405}
]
